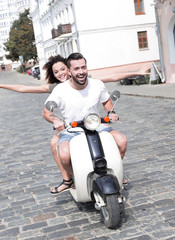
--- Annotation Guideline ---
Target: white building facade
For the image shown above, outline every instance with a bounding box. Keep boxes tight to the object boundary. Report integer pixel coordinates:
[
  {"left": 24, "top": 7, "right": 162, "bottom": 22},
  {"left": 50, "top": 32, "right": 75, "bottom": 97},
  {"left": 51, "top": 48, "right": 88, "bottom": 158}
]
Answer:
[{"left": 29, "top": 0, "right": 160, "bottom": 77}]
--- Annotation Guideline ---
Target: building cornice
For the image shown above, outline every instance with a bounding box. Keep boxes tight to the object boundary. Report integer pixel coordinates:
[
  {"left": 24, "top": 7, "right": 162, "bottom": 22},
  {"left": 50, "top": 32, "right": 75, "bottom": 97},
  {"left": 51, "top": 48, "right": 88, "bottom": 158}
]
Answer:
[{"left": 78, "top": 23, "right": 156, "bottom": 36}]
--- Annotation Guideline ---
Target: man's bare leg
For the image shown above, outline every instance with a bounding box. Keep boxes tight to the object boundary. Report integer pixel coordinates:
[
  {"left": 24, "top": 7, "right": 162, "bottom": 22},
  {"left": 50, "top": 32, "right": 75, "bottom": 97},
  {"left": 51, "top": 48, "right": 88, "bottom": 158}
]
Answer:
[
  {"left": 110, "top": 130, "right": 128, "bottom": 184},
  {"left": 110, "top": 130, "right": 127, "bottom": 159}
]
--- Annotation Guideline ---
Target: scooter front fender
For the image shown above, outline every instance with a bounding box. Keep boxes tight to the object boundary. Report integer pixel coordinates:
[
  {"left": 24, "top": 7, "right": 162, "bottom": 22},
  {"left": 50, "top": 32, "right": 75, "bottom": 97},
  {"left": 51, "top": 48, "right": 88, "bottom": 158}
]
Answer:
[{"left": 93, "top": 175, "right": 120, "bottom": 195}]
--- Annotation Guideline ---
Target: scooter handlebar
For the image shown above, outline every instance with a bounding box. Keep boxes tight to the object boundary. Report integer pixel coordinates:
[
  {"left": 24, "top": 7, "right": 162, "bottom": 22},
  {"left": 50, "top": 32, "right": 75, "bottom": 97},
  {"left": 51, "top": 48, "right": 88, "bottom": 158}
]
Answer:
[{"left": 52, "top": 116, "right": 119, "bottom": 130}]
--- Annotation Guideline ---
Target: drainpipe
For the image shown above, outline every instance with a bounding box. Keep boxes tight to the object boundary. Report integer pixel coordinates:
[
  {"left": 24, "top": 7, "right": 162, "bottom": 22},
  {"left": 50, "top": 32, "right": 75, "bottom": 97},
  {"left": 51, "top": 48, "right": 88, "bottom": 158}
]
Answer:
[
  {"left": 154, "top": 2, "right": 166, "bottom": 82},
  {"left": 72, "top": 0, "right": 80, "bottom": 52}
]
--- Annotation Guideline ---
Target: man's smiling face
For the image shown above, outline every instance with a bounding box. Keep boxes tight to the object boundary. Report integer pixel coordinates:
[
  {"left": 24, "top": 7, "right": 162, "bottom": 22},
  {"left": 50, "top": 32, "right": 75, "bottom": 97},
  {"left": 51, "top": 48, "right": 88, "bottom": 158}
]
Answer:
[{"left": 69, "top": 58, "right": 88, "bottom": 86}]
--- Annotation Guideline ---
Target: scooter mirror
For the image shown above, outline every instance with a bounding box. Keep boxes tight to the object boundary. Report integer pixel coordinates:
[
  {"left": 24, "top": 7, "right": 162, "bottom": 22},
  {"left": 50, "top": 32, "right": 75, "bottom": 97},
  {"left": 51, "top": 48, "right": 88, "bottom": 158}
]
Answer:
[
  {"left": 45, "top": 101, "right": 57, "bottom": 112},
  {"left": 110, "top": 90, "right": 120, "bottom": 101}
]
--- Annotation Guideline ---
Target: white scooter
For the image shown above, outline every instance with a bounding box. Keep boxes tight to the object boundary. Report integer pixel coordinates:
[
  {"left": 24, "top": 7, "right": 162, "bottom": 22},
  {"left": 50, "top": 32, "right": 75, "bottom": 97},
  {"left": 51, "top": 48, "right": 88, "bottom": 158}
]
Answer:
[{"left": 46, "top": 90, "right": 125, "bottom": 229}]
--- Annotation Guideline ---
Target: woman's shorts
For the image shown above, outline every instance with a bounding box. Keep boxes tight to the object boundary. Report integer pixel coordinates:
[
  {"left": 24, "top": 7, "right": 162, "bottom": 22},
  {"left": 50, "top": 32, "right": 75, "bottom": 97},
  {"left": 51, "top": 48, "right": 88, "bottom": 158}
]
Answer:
[{"left": 58, "top": 124, "right": 113, "bottom": 144}]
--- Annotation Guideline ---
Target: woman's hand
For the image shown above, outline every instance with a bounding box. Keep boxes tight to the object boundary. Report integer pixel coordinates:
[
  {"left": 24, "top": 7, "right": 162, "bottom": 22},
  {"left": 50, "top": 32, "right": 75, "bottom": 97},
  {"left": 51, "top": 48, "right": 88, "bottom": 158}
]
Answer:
[
  {"left": 137, "top": 62, "right": 152, "bottom": 75},
  {"left": 53, "top": 119, "right": 65, "bottom": 131}
]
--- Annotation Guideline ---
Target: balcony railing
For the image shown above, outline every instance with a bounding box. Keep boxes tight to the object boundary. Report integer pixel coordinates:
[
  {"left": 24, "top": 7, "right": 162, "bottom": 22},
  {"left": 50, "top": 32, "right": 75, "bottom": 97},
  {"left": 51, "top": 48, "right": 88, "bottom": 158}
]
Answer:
[
  {"left": 51, "top": 24, "right": 72, "bottom": 39},
  {"left": 58, "top": 24, "right": 72, "bottom": 35}
]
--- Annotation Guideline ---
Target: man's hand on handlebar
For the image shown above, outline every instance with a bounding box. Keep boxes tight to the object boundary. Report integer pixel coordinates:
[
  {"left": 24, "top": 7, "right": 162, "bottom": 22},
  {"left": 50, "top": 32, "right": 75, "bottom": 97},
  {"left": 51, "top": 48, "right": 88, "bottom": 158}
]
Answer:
[{"left": 109, "top": 113, "right": 119, "bottom": 122}]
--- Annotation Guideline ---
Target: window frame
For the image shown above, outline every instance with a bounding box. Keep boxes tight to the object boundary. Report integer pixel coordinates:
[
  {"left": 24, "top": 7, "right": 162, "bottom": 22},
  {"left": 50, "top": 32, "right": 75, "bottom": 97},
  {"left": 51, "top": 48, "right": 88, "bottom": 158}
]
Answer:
[
  {"left": 134, "top": 0, "right": 145, "bottom": 15},
  {"left": 137, "top": 31, "right": 148, "bottom": 50}
]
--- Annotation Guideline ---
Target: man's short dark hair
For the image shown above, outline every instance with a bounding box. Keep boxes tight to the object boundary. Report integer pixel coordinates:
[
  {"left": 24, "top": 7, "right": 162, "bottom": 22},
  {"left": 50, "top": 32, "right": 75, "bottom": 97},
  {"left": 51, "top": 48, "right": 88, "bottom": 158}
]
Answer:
[{"left": 67, "top": 52, "right": 86, "bottom": 69}]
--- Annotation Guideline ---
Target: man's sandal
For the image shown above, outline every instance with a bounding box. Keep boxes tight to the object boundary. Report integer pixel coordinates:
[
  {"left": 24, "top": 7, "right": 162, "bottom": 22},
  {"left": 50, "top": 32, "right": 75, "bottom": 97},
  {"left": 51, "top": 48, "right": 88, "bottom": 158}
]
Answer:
[{"left": 50, "top": 178, "right": 74, "bottom": 195}]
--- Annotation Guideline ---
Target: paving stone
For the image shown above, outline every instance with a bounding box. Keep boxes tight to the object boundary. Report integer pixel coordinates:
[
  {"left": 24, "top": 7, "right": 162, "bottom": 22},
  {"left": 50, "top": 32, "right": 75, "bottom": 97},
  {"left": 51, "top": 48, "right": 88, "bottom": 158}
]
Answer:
[
  {"left": 166, "top": 218, "right": 175, "bottom": 227},
  {"left": 47, "top": 227, "right": 80, "bottom": 239},
  {"left": 162, "top": 209, "right": 175, "bottom": 220},
  {"left": 22, "top": 221, "right": 47, "bottom": 231},
  {"left": 0, "top": 227, "right": 19, "bottom": 237},
  {"left": 21, "top": 237, "right": 47, "bottom": 240},
  {"left": 33, "top": 212, "right": 56, "bottom": 222},
  {"left": 42, "top": 223, "right": 68, "bottom": 233},
  {"left": 76, "top": 231, "right": 95, "bottom": 240},
  {"left": 110, "top": 227, "right": 143, "bottom": 239},
  {"left": 90, "top": 237, "right": 111, "bottom": 240},
  {"left": 0, "top": 225, "right": 6, "bottom": 231},
  {"left": 152, "top": 230, "right": 175, "bottom": 239},
  {"left": 127, "top": 236, "right": 152, "bottom": 240},
  {"left": 140, "top": 221, "right": 171, "bottom": 233},
  {"left": 8, "top": 218, "right": 31, "bottom": 228},
  {"left": 67, "top": 218, "right": 90, "bottom": 227},
  {"left": 17, "top": 229, "right": 44, "bottom": 239},
  {"left": 0, "top": 236, "right": 17, "bottom": 240},
  {"left": 56, "top": 237, "right": 78, "bottom": 240}
]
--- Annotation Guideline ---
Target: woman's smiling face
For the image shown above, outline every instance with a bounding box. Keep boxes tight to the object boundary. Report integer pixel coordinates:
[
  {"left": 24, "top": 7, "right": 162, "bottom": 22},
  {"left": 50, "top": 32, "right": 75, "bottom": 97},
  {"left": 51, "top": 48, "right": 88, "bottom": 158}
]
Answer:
[{"left": 52, "top": 62, "right": 69, "bottom": 82}]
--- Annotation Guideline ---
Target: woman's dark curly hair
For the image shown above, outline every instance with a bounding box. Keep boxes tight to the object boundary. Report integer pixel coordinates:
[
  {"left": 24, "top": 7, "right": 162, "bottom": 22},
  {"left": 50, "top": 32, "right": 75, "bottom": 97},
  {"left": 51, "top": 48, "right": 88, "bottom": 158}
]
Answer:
[{"left": 43, "top": 55, "right": 67, "bottom": 84}]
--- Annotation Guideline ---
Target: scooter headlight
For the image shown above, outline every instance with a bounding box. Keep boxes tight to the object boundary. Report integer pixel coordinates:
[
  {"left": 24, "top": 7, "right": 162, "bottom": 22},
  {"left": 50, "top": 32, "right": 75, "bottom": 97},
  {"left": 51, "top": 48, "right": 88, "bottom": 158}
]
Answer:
[{"left": 84, "top": 113, "right": 101, "bottom": 130}]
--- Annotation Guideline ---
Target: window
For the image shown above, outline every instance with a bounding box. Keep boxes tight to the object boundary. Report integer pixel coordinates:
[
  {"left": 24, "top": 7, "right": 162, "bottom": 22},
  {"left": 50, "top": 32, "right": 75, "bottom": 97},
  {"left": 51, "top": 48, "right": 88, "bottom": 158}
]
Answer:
[
  {"left": 134, "top": 0, "right": 145, "bottom": 15},
  {"left": 137, "top": 31, "right": 148, "bottom": 49}
]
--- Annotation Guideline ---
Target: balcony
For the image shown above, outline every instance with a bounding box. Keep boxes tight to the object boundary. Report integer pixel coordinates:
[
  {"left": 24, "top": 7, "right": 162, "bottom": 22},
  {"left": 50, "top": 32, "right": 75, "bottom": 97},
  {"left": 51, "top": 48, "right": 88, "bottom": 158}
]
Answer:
[
  {"left": 51, "top": 24, "right": 72, "bottom": 39},
  {"left": 51, "top": 28, "right": 59, "bottom": 39},
  {"left": 58, "top": 24, "right": 72, "bottom": 35}
]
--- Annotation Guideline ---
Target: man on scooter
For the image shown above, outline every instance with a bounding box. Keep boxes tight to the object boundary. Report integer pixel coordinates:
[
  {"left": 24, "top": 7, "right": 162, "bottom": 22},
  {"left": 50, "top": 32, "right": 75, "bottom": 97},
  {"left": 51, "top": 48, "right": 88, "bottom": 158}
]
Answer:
[{"left": 43, "top": 52, "right": 127, "bottom": 178}]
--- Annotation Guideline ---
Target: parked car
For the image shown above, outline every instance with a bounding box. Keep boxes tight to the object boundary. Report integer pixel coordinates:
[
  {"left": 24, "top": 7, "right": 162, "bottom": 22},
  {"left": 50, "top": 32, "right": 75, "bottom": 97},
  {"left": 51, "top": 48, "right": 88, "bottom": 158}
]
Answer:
[
  {"left": 120, "top": 75, "right": 147, "bottom": 85},
  {"left": 33, "top": 67, "right": 40, "bottom": 80},
  {"left": 26, "top": 65, "right": 40, "bottom": 79},
  {"left": 31, "top": 65, "right": 39, "bottom": 75}
]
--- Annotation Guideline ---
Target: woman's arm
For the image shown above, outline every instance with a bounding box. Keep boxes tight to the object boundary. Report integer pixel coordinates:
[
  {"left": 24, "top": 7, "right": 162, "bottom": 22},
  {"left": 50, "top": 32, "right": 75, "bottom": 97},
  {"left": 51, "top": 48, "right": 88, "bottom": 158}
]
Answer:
[
  {"left": 91, "top": 62, "right": 152, "bottom": 83},
  {"left": 0, "top": 83, "right": 50, "bottom": 93}
]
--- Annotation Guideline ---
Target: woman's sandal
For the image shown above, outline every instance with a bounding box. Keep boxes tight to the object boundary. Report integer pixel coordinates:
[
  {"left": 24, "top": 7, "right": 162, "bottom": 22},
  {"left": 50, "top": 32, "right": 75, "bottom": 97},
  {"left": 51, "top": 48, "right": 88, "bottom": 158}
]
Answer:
[
  {"left": 50, "top": 178, "right": 74, "bottom": 195},
  {"left": 123, "top": 178, "right": 128, "bottom": 185}
]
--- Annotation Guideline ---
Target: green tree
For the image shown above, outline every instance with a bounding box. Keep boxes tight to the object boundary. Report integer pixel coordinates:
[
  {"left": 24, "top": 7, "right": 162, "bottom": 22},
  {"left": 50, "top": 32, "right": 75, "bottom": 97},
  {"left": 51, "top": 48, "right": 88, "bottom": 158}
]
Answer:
[{"left": 4, "top": 9, "right": 37, "bottom": 64}]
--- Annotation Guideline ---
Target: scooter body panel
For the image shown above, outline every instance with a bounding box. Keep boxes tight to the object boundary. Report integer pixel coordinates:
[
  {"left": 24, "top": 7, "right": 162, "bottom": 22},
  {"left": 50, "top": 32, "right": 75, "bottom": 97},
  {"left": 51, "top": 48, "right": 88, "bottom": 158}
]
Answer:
[
  {"left": 70, "top": 133, "right": 93, "bottom": 202},
  {"left": 70, "top": 130, "right": 123, "bottom": 202}
]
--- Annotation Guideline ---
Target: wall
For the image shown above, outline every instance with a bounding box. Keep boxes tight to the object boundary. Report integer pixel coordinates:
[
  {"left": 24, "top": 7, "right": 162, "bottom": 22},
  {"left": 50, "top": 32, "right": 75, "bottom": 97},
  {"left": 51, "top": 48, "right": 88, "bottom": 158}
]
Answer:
[
  {"left": 73, "top": 0, "right": 159, "bottom": 70},
  {"left": 30, "top": 0, "right": 160, "bottom": 77}
]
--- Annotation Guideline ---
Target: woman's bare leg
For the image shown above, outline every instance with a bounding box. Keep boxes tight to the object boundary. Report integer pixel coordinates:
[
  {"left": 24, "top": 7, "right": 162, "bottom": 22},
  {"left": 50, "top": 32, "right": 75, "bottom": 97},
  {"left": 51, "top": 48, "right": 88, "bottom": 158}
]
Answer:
[{"left": 50, "top": 135, "right": 72, "bottom": 193}]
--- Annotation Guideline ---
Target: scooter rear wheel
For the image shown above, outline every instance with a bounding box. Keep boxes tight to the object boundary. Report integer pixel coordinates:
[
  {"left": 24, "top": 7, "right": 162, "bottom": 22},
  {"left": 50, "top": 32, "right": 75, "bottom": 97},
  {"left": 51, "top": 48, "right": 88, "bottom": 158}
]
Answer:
[{"left": 100, "top": 194, "right": 120, "bottom": 229}]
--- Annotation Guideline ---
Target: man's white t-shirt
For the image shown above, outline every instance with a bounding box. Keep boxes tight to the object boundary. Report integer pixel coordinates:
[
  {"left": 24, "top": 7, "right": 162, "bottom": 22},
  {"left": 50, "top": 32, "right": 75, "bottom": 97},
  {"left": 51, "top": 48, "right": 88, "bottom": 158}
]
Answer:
[{"left": 45, "top": 78, "right": 109, "bottom": 125}]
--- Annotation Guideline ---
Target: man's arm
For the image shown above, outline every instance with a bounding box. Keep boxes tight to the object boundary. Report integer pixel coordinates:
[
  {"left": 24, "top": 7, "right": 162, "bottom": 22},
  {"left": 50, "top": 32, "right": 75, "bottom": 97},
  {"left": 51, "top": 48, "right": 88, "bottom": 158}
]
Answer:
[
  {"left": 42, "top": 107, "right": 65, "bottom": 131},
  {"left": 102, "top": 98, "right": 119, "bottom": 121}
]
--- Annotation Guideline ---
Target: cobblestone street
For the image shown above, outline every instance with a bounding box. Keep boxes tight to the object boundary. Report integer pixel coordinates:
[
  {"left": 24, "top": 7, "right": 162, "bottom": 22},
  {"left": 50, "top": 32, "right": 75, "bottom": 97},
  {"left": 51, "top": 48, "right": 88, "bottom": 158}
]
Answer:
[{"left": 0, "top": 71, "right": 175, "bottom": 240}]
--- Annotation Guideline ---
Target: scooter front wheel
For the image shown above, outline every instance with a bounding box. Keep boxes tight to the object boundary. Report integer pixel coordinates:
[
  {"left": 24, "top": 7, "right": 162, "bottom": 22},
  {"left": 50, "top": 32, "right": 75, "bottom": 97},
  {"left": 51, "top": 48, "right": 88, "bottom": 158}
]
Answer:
[{"left": 100, "top": 194, "right": 120, "bottom": 229}]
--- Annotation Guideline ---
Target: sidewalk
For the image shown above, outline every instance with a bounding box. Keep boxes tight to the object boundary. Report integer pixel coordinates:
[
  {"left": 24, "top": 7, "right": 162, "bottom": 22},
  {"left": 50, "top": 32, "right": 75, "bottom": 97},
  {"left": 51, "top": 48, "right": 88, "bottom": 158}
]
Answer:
[{"left": 105, "top": 82, "right": 175, "bottom": 99}]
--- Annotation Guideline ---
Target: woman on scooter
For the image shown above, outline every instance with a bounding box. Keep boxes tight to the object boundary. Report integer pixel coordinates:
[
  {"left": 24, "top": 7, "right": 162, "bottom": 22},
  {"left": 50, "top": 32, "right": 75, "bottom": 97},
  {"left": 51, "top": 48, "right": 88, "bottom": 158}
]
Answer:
[
  {"left": 0, "top": 55, "right": 75, "bottom": 193},
  {"left": 0, "top": 55, "right": 151, "bottom": 193}
]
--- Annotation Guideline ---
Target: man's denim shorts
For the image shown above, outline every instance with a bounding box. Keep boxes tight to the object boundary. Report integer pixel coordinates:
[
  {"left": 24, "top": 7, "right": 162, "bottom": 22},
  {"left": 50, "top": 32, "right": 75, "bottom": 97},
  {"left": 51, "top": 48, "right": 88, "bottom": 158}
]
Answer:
[{"left": 58, "top": 124, "right": 113, "bottom": 144}]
